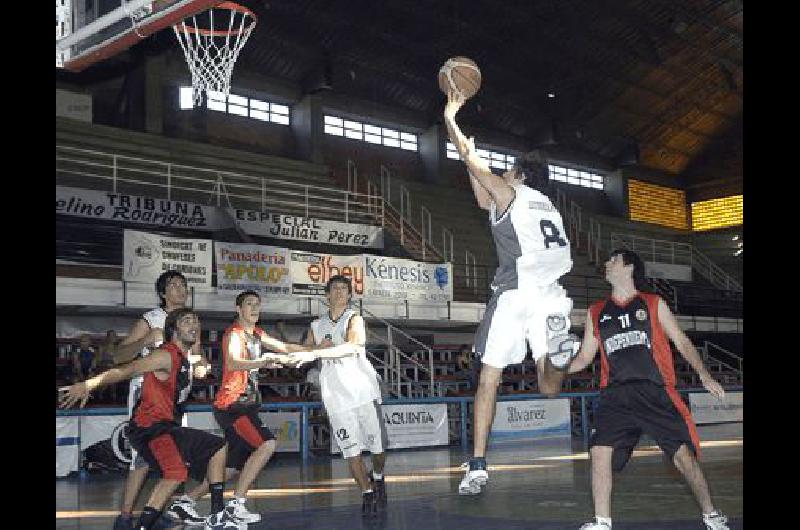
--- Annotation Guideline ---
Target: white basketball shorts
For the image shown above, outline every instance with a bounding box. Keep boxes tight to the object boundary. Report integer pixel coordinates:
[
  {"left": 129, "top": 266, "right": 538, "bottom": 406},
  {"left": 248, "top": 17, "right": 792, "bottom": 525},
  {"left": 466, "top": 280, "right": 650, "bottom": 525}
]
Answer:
[
  {"left": 474, "top": 282, "right": 573, "bottom": 369},
  {"left": 328, "top": 400, "right": 387, "bottom": 459}
]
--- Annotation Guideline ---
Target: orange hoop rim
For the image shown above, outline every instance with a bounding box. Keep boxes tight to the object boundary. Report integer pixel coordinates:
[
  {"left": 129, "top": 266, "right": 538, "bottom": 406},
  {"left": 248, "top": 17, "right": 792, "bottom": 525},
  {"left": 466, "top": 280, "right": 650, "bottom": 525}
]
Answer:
[{"left": 175, "top": 1, "right": 257, "bottom": 37}]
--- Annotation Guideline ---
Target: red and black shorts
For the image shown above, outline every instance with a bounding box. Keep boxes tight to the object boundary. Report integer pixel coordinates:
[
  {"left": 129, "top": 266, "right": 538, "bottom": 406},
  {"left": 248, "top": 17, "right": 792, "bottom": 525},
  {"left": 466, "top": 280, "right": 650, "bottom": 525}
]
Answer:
[
  {"left": 589, "top": 380, "right": 701, "bottom": 472},
  {"left": 127, "top": 421, "right": 226, "bottom": 482},
  {"left": 213, "top": 405, "right": 276, "bottom": 471}
]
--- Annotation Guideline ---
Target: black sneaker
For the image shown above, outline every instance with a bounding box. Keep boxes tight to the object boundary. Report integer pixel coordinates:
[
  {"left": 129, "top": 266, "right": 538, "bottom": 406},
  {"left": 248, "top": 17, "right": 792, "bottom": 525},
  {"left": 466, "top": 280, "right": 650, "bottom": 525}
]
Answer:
[
  {"left": 369, "top": 471, "right": 387, "bottom": 506},
  {"left": 163, "top": 497, "right": 206, "bottom": 527},
  {"left": 113, "top": 514, "right": 134, "bottom": 530},
  {"left": 361, "top": 490, "right": 378, "bottom": 516},
  {"left": 151, "top": 513, "right": 183, "bottom": 530}
]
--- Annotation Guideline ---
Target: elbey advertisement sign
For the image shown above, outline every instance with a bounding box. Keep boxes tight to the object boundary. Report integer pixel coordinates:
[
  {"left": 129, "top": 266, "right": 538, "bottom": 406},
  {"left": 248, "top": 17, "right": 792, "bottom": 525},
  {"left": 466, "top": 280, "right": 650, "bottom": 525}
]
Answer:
[{"left": 290, "top": 251, "right": 365, "bottom": 297}]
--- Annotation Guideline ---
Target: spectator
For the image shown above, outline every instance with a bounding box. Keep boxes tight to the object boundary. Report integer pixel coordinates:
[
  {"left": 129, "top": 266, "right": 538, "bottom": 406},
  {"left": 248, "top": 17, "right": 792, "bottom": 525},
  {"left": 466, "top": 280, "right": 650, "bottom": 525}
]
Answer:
[
  {"left": 96, "top": 330, "right": 121, "bottom": 403},
  {"left": 303, "top": 361, "right": 322, "bottom": 401},
  {"left": 97, "top": 330, "right": 119, "bottom": 370},
  {"left": 455, "top": 344, "right": 479, "bottom": 391},
  {"left": 72, "top": 334, "right": 97, "bottom": 381}
]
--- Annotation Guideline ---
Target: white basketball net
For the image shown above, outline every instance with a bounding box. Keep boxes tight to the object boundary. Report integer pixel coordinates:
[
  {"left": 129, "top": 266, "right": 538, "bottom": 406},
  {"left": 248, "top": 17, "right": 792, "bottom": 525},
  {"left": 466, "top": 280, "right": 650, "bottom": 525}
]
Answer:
[{"left": 173, "top": 3, "right": 257, "bottom": 105}]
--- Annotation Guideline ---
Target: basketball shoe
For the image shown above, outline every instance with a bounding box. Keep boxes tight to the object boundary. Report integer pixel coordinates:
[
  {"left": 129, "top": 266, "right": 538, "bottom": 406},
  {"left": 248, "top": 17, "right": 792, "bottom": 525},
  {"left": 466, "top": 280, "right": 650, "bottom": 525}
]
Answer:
[{"left": 458, "top": 458, "right": 488, "bottom": 495}]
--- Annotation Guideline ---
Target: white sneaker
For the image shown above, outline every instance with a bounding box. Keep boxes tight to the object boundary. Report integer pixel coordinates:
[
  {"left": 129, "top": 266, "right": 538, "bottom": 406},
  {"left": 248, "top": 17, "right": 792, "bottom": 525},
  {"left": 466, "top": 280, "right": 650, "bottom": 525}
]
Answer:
[
  {"left": 226, "top": 498, "right": 261, "bottom": 523},
  {"left": 578, "top": 521, "right": 611, "bottom": 530},
  {"left": 458, "top": 460, "right": 488, "bottom": 495},
  {"left": 165, "top": 496, "right": 205, "bottom": 527},
  {"left": 703, "top": 511, "right": 729, "bottom": 530},
  {"left": 547, "top": 332, "right": 580, "bottom": 370},
  {"left": 204, "top": 507, "right": 244, "bottom": 530}
]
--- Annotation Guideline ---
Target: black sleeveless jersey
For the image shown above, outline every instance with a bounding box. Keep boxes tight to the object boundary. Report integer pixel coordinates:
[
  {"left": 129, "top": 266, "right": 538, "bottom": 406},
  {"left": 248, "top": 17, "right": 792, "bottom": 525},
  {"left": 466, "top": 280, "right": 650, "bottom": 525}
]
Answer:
[{"left": 589, "top": 292, "right": 676, "bottom": 387}]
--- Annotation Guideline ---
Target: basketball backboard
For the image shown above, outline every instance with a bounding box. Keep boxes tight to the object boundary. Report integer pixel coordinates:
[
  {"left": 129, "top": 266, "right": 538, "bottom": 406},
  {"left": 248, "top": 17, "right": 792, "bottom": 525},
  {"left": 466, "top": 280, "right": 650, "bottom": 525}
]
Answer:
[{"left": 56, "top": 0, "right": 223, "bottom": 72}]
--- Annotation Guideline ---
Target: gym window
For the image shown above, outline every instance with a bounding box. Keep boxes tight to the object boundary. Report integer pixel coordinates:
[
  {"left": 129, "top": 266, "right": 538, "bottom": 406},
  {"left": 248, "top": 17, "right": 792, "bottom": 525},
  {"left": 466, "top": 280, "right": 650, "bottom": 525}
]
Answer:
[
  {"left": 179, "top": 87, "right": 290, "bottom": 125},
  {"left": 324, "top": 115, "right": 418, "bottom": 152},
  {"left": 446, "top": 142, "right": 516, "bottom": 170},
  {"left": 548, "top": 164, "right": 604, "bottom": 190}
]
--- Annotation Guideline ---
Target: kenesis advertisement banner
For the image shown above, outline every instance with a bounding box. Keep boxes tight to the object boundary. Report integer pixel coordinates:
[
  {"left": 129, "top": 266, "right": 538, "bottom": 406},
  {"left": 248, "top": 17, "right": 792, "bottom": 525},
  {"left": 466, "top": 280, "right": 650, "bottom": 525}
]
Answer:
[
  {"left": 215, "top": 242, "right": 291, "bottom": 296},
  {"left": 489, "top": 399, "right": 571, "bottom": 444},
  {"left": 363, "top": 255, "right": 452, "bottom": 302},
  {"left": 230, "top": 209, "right": 384, "bottom": 249},
  {"left": 123, "top": 230, "right": 213, "bottom": 290},
  {"left": 689, "top": 391, "right": 743, "bottom": 425},
  {"left": 331, "top": 403, "right": 449, "bottom": 453},
  {"left": 290, "top": 251, "right": 365, "bottom": 298}
]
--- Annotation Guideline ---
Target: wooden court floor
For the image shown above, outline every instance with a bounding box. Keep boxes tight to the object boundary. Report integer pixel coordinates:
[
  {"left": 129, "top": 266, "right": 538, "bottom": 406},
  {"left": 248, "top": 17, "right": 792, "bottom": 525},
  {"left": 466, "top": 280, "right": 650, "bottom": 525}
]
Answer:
[{"left": 56, "top": 424, "right": 742, "bottom": 529}]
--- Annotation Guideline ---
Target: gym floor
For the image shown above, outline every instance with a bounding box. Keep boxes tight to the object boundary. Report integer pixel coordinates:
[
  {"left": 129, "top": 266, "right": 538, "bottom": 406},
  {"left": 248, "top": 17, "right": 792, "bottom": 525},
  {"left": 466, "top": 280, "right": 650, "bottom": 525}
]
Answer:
[{"left": 56, "top": 423, "right": 742, "bottom": 529}]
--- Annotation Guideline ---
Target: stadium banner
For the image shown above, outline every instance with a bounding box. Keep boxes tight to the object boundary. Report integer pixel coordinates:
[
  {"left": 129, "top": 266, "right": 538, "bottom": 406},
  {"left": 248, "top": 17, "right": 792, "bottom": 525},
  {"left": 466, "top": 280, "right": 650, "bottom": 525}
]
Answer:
[
  {"left": 289, "top": 251, "right": 365, "bottom": 298},
  {"left": 363, "top": 255, "right": 452, "bottom": 302},
  {"left": 489, "top": 399, "right": 571, "bottom": 445},
  {"left": 187, "top": 411, "right": 301, "bottom": 452},
  {"left": 79, "top": 414, "right": 128, "bottom": 451},
  {"left": 56, "top": 417, "right": 80, "bottom": 477},
  {"left": 56, "top": 186, "right": 228, "bottom": 230},
  {"left": 56, "top": 89, "right": 92, "bottom": 122},
  {"left": 123, "top": 229, "right": 213, "bottom": 290},
  {"left": 214, "top": 242, "right": 291, "bottom": 296},
  {"left": 645, "top": 261, "right": 693, "bottom": 282},
  {"left": 229, "top": 208, "right": 384, "bottom": 249},
  {"left": 331, "top": 403, "right": 449, "bottom": 453},
  {"left": 689, "top": 391, "right": 743, "bottom": 424}
]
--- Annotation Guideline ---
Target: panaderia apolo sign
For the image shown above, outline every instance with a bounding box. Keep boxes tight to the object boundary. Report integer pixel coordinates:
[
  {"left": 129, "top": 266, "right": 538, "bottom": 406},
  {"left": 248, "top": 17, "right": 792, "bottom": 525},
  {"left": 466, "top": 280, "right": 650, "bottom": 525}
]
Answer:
[
  {"left": 214, "top": 242, "right": 291, "bottom": 295},
  {"left": 230, "top": 209, "right": 384, "bottom": 249}
]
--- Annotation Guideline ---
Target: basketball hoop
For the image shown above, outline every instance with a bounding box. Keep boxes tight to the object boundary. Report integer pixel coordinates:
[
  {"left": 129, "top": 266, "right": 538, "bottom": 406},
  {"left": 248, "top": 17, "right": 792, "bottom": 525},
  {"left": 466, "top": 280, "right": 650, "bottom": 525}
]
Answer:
[{"left": 172, "top": 1, "right": 257, "bottom": 105}]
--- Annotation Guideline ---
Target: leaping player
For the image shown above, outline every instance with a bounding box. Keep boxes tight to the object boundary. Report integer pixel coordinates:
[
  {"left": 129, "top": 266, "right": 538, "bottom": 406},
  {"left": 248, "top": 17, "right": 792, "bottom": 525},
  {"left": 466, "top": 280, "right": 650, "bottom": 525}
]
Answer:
[{"left": 443, "top": 88, "right": 579, "bottom": 496}]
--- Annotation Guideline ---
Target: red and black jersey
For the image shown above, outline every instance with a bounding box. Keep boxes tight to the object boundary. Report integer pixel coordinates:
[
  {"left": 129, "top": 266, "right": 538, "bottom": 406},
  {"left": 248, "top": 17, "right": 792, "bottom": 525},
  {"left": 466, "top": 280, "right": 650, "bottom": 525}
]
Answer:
[
  {"left": 589, "top": 292, "right": 676, "bottom": 388},
  {"left": 214, "top": 323, "right": 264, "bottom": 410},
  {"left": 132, "top": 342, "right": 192, "bottom": 428}
]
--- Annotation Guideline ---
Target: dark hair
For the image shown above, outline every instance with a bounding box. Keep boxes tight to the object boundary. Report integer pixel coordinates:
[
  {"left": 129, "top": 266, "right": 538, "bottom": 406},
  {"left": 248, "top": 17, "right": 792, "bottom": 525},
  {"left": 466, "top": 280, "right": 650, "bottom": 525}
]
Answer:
[
  {"left": 513, "top": 150, "right": 549, "bottom": 190},
  {"left": 155, "top": 271, "right": 187, "bottom": 308},
  {"left": 164, "top": 307, "right": 197, "bottom": 343},
  {"left": 609, "top": 249, "right": 649, "bottom": 292},
  {"left": 324, "top": 275, "right": 352, "bottom": 294},
  {"left": 235, "top": 290, "right": 260, "bottom": 307}
]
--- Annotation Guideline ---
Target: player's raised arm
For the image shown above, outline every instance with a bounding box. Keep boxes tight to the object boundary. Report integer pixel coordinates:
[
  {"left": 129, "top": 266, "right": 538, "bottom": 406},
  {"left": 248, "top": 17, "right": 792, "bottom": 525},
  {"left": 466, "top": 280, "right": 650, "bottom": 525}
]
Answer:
[
  {"left": 59, "top": 349, "right": 173, "bottom": 409},
  {"left": 114, "top": 318, "right": 162, "bottom": 365},
  {"left": 443, "top": 90, "right": 515, "bottom": 211}
]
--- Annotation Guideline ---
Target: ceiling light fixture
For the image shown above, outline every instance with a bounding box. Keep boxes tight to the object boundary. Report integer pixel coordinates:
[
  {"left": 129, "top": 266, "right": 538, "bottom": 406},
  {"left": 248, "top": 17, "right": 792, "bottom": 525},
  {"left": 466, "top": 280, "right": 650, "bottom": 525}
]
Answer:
[{"left": 547, "top": 93, "right": 556, "bottom": 98}]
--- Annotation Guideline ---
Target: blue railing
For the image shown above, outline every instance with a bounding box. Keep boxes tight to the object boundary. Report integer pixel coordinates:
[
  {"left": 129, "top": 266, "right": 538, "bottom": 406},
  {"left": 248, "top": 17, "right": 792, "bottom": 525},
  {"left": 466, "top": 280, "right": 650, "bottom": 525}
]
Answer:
[{"left": 56, "top": 386, "right": 743, "bottom": 462}]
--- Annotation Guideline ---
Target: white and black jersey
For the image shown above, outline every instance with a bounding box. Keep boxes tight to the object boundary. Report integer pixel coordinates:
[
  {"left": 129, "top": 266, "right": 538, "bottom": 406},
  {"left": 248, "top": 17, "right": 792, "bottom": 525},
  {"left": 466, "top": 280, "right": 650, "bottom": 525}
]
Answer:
[
  {"left": 128, "top": 307, "right": 168, "bottom": 414},
  {"left": 310, "top": 308, "right": 381, "bottom": 414},
  {"left": 489, "top": 183, "right": 572, "bottom": 292}
]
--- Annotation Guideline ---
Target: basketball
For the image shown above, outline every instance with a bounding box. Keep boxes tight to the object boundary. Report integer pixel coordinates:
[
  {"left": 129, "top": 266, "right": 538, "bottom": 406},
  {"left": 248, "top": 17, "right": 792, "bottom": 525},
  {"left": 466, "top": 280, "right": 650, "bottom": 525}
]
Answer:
[{"left": 438, "top": 56, "right": 482, "bottom": 99}]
